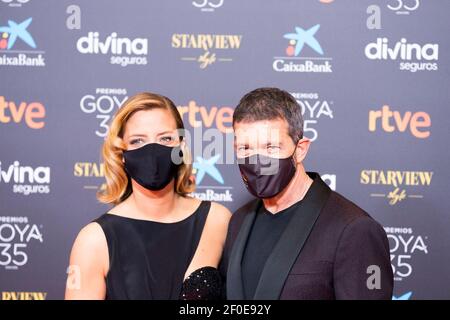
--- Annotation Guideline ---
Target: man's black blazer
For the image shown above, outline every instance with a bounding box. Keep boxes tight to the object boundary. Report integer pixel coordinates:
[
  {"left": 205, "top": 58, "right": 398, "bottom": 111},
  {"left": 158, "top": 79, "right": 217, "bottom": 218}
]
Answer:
[{"left": 220, "top": 172, "right": 393, "bottom": 300}]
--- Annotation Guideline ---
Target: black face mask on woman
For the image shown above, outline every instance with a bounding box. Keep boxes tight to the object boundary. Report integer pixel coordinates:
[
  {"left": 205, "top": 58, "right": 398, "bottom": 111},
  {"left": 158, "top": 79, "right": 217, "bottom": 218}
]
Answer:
[
  {"left": 238, "top": 151, "right": 297, "bottom": 199},
  {"left": 123, "top": 143, "right": 183, "bottom": 191}
]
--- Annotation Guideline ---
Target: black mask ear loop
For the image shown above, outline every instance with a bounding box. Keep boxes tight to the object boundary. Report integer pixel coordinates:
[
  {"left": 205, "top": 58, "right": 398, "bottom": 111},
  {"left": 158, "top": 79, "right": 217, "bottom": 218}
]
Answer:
[
  {"left": 290, "top": 137, "right": 301, "bottom": 167},
  {"left": 177, "top": 128, "right": 185, "bottom": 161},
  {"left": 173, "top": 134, "right": 185, "bottom": 181},
  {"left": 177, "top": 133, "right": 185, "bottom": 163}
]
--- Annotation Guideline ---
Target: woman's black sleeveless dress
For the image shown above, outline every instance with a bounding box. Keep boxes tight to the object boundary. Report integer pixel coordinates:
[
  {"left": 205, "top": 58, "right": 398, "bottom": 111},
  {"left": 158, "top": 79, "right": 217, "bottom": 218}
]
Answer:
[{"left": 93, "top": 200, "right": 222, "bottom": 300}]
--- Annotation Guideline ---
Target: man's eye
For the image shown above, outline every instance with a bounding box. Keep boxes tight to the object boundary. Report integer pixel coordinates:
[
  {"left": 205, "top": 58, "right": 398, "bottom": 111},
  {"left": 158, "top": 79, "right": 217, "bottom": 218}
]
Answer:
[{"left": 267, "top": 145, "right": 280, "bottom": 151}]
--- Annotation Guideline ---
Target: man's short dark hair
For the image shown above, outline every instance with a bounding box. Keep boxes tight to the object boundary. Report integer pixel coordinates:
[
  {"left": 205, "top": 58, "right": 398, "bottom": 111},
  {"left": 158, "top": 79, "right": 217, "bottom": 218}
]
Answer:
[{"left": 233, "top": 87, "right": 304, "bottom": 143}]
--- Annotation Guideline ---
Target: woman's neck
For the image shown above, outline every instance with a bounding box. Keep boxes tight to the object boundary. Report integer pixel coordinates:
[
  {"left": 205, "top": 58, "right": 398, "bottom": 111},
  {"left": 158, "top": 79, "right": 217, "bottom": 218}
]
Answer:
[{"left": 127, "top": 180, "right": 180, "bottom": 222}]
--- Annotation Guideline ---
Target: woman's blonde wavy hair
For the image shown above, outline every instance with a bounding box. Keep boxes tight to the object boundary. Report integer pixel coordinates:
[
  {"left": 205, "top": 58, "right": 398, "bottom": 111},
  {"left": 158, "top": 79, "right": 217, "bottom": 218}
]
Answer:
[{"left": 97, "top": 92, "right": 195, "bottom": 205}]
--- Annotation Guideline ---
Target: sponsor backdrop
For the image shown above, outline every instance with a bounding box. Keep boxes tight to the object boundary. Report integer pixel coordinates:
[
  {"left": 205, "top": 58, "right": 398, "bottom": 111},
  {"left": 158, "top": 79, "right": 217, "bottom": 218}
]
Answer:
[{"left": 0, "top": 0, "right": 449, "bottom": 300}]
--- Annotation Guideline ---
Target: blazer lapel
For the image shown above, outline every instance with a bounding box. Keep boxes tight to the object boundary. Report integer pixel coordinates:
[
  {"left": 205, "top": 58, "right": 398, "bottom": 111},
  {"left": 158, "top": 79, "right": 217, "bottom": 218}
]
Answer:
[
  {"left": 226, "top": 199, "right": 261, "bottom": 300},
  {"left": 253, "top": 173, "right": 331, "bottom": 300}
]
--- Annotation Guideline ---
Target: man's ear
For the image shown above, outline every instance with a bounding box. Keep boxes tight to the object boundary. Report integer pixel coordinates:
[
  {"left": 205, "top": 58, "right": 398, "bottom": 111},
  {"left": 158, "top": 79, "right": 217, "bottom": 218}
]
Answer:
[{"left": 294, "top": 137, "right": 311, "bottom": 164}]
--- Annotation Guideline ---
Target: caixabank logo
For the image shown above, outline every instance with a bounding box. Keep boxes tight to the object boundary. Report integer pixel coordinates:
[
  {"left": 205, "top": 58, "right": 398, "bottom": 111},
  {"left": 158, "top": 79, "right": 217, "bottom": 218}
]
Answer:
[
  {"left": 360, "top": 169, "right": 432, "bottom": 205},
  {"left": 0, "top": 17, "right": 45, "bottom": 67},
  {"left": 190, "top": 154, "right": 233, "bottom": 203},
  {"left": 273, "top": 24, "right": 332, "bottom": 73},
  {"left": 0, "top": 160, "right": 51, "bottom": 195},
  {"left": 172, "top": 33, "right": 242, "bottom": 69},
  {"left": 0, "top": 216, "right": 44, "bottom": 271},
  {"left": 392, "top": 291, "right": 413, "bottom": 300},
  {"left": 76, "top": 32, "right": 148, "bottom": 67}
]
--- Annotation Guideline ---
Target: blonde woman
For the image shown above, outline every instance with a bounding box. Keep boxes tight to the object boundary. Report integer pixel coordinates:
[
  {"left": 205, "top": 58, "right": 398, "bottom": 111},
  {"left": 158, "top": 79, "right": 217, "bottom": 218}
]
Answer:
[{"left": 65, "top": 92, "right": 231, "bottom": 300}]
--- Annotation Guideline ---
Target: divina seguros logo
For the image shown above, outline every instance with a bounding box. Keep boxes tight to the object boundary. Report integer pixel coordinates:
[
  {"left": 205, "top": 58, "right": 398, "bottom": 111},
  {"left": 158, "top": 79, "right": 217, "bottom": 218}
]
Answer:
[
  {"left": 365, "top": 37, "right": 439, "bottom": 72},
  {"left": 0, "top": 161, "right": 51, "bottom": 195},
  {"left": 76, "top": 32, "right": 148, "bottom": 67}
]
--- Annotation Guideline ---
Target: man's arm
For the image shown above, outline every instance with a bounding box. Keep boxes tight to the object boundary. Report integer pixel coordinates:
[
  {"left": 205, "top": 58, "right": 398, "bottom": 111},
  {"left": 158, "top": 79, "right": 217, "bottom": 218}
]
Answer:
[{"left": 333, "top": 216, "right": 394, "bottom": 299}]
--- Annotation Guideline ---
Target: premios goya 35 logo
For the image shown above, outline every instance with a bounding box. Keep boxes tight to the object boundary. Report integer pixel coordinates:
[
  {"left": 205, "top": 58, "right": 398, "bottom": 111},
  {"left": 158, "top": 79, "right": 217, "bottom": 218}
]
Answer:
[
  {"left": 290, "top": 92, "right": 334, "bottom": 142},
  {"left": 385, "top": 226, "right": 428, "bottom": 282},
  {"left": 80, "top": 88, "right": 128, "bottom": 138},
  {"left": 0, "top": 216, "right": 43, "bottom": 271},
  {"left": 192, "top": 0, "right": 224, "bottom": 12},
  {"left": 1, "top": 0, "right": 31, "bottom": 8}
]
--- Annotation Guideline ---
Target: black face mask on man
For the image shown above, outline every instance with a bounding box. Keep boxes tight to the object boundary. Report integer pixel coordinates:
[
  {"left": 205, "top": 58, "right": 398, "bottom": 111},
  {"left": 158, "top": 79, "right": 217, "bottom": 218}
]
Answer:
[
  {"left": 123, "top": 143, "right": 183, "bottom": 191},
  {"left": 238, "top": 150, "right": 297, "bottom": 199}
]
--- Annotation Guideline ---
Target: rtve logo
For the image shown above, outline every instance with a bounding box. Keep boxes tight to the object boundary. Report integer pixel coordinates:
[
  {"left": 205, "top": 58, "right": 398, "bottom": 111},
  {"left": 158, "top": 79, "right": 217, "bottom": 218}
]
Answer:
[
  {"left": 177, "top": 100, "right": 234, "bottom": 134},
  {"left": 0, "top": 96, "right": 45, "bottom": 129},
  {"left": 368, "top": 105, "right": 430, "bottom": 139}
]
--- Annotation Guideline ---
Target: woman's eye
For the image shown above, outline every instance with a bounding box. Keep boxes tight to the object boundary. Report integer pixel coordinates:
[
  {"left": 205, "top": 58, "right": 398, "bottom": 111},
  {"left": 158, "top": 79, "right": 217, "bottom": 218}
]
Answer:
[
  {"left": 160, "top": 136, "right": 173, "bottom": 143},
  {"left": 130, "top": 138, "right": 144, "bottom": 145}
]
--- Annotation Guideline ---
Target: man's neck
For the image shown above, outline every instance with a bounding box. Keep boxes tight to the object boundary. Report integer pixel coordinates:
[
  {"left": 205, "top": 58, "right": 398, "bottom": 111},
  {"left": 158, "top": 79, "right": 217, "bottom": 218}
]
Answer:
[{"left": 262, "top": 166, "right": 313, "bottom": 214}]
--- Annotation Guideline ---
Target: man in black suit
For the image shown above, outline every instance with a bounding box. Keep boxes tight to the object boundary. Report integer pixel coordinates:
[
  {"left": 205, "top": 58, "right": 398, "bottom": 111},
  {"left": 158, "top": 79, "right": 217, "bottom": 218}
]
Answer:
[{"left": 221, "top": 87, "right": 393, "bottom": 299}]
